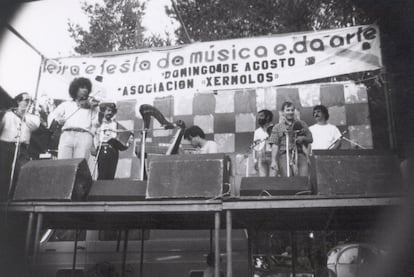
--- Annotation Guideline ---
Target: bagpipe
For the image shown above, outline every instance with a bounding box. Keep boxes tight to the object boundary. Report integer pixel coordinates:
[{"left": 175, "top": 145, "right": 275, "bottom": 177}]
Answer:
[{"left": 286, "top": 120, "right": 310, "bottom": 176}]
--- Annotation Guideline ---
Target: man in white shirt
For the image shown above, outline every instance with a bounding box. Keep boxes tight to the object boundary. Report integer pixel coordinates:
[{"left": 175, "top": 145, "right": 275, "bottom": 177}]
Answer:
[
  {"left": 0, "top": 92, "right": 40, "bottom": 198},
  {"left": 183, "top": 125, "right": 218, "bottom": 154},
  {"left": 309, "top": 105, "right": 342, "bottom": 151},
  {"left": 253, "top": 109, "right": 274, "bottom": 177},
  {"left": 49, "top": 77, "right": 99, "bottom": 160}
]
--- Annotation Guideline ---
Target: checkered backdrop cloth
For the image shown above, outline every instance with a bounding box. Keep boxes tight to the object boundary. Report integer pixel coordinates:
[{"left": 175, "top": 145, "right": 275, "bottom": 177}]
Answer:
[{"left": 111, "top": 81, "right": 371, "bottom": 179}]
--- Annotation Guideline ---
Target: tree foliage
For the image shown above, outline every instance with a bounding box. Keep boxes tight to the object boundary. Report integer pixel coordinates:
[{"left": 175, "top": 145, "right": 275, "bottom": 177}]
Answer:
[
  {"left": 68, "top": 0, "right": 373, "bottom": 53},
  {"left": 168, "top": 0, "right": 373, "bottom": 43},
  {"left": 68, "top": 0, "right": 172, "bottom": 55}
]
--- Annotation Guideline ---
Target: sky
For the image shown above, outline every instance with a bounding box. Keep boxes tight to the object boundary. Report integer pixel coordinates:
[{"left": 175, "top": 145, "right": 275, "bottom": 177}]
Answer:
[{"left": 0, "top": 0, "right": 179, "bottom": 97}]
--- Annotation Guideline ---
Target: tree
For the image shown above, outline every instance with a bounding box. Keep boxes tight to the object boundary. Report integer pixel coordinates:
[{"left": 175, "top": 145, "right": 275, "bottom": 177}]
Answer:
[
  {"left": 168, "top": 0, "right": 373, "bottom": 43},
  {"left": 68, "top": 0, "right": 172, "bottom": 55}
]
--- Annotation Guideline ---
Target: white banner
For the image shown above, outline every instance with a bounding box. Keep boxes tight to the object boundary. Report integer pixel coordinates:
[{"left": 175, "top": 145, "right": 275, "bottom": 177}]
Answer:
[{"left": 38, "top": 25, "right": 382, "bottom": 100}]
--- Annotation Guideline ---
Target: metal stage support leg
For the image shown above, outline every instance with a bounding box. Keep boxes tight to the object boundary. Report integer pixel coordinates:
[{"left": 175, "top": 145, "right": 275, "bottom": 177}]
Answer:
[
  {"left": 25, "top": 212, "right": 35, "bottom": 276},
  {"left": 72, "top": 229, "right": 80, "bottom": 277},
  {"left": 291, "top": 231, "right": 297, "bottom": 277},
  {"left": 32, "top": 213, "right": 43, "bottom": 263},
  {"left": 140, "top": 229, "right": 145, "bottom": 277},
  {"left": 214, "top": 212, "right": 220, "bottom": 277},
  {"left": 24, "top": 212, "right": 35, "bottom": 260},
  {"left": 210, "top": 229, "right": 213, "bottom": 253},
  {"left": 247, "top": 229, "right": 253, "bottom": 277},
  {"left": 121, "top": 229, "right": 129, "bottom": 277},
  {"left": 116, "top": 230, "right": 122, "bottom": 252},
  {"left": 226, "top": 210, "right": 232, "bottom": 277}
]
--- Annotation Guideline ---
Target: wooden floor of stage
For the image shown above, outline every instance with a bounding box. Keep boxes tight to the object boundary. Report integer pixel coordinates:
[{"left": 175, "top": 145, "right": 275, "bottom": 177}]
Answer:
[{"left": 3, "top": 195, "right": 401, "bottom": 230}]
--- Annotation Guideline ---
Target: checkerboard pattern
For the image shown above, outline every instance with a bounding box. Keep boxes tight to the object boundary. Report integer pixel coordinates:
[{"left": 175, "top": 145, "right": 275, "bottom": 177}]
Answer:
[{"left": 113, "top": 82, "right": 372, "bottom": 179}]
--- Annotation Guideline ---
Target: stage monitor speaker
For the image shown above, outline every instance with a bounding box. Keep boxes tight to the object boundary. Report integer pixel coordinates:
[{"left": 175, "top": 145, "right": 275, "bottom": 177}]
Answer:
[
  {"left": 146, "top": 153, "right": 230, "bottom": 199},
  {"left": 240, "top": 176, "right": 310, "bottom": 196},
  {"left": 311, "top": 150, "right": 402, "bottom": 196},
  {"left": 13, "top": 158, "right": 92, "bottom": 201},
  {"left": 88, "top": 179, "right": 147, "bottom": 201}
]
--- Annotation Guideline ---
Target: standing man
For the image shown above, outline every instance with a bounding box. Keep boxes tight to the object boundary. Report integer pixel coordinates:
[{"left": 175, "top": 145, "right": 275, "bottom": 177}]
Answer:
[
  {"left": 253, "top": 109, "right": 274, "bottom": 177},
  {"left": 269, "top": 101, "right": 313, "bottom": 177},
  {"left": 48, "top": 77, "right": 99, "bottom": 161},
  {"left": 183, "top": 125, "right": 218, "bottom": 154},
  {"left": 0, "top": 92, "right": 40, "bottom": 198},
  {"left": 309, "top": 105, "right": 342, "bottom": 150},
  {"left": 94, "top": 102, "right": 133, "bottom": 180}
]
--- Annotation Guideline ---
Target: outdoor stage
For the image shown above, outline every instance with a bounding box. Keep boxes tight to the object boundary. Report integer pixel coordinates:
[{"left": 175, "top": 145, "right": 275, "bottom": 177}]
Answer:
[{"left": 3, "top": 195, "right": 401, "bottom": 277}]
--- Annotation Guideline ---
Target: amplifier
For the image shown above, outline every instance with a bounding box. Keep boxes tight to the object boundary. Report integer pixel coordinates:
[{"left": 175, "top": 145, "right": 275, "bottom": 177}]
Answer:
[
  {"left": 88, "top": 179, "right": 147, "bottom": 201},
  {"left": 14, "top": 158, "right": 92, "bottom": 201},
  {"left": 146, "top": 153, "right": 230, "bottom": 199},
  {"left": 240, "top": 176, "right": 310, "bottom": 196},
  {"left": 311, "top": 150, "right": 402, "bottom": 195}
]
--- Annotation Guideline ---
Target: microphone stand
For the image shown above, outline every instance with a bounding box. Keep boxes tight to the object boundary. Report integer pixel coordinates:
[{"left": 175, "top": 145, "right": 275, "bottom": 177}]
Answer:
[
  {"left": 8, "top": 103, "right": 31, "bottom": 199},
  {"left": 8, "top": 119, "right": 22, "bottom": 199},
  {"left": 285, "top": 131, "right": 290, "bottom": 177},
  {"left": 139, "top": 129, "right": 147, "bottom": 181},
  {"left": 91, "top": 139, "right": 103, "bottom": 180},
  {"left": 340, "top": 136, "right": 367, "bottom": 149},
  {"left": 245, "top": 152, "right": 249, "bottom": 177},
  {"left": 327, "top": 130, "right": 367, "bottom": 150}
]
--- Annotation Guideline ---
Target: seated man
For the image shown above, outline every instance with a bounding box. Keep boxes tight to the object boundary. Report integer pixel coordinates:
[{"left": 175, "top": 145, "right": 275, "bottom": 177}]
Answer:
[
  {"left": 183, "top": 125, "right": 218, "bottom": 154},
  {"left": 309, "top": 104, "right": 342, "bottom": 150}
]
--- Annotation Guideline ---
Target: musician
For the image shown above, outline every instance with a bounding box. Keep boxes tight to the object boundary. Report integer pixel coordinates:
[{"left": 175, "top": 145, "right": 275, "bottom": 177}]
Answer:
[
  {"left": 269, "top": 101, "right": 312, "bottom": 177},
  {"left": 309, "top": 105, "right": 342, "bottom": 150},
  {"left": 0, "top": 92, "right": 40, "bottom": 198},
  {"left": 94, "top": 102, "right": 132, "bottom": 180},
  {"left": 48, "top": 77, "right": 99, "bottom": 160},
  {"left": 253, "top": 109, "right": 274, "bottom": 177},
  {"left": 183, "top": 125, "right": 218, "bottom": 154}
]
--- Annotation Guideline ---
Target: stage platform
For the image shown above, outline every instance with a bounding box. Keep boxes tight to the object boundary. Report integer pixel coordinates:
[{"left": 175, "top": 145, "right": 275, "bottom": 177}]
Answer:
[
  {"left": 1, "top": 195, "right": 402, "bottom": 277},
  {"left": 2, "top": 195, "right": 401, "bottom": 231}
]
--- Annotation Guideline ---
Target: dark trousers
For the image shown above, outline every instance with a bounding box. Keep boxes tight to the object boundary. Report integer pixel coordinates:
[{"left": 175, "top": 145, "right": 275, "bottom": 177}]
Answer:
[
  {"left": 0, "top": 141, "right": 29, "bottom": 200},
  {"left": 97, "top": 145, "right": 119, "bottom": 180}
]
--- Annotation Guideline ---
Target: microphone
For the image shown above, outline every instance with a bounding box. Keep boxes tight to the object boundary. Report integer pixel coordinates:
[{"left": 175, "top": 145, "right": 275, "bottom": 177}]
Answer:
[{"left": 339, "top": 129, "right": 348, "bottom": 138}]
